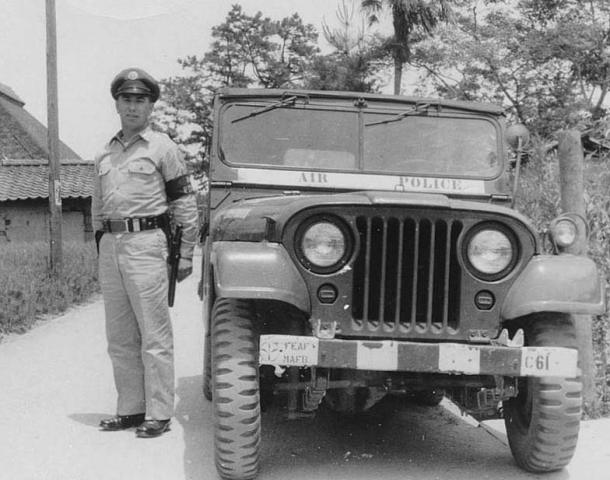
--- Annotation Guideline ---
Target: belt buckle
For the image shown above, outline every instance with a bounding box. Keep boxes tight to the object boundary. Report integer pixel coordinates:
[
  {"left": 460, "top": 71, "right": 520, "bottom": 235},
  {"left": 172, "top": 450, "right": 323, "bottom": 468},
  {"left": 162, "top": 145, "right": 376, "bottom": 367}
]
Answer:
[{"left": 131, "top": 218, "right": 141, "bottom": 232}]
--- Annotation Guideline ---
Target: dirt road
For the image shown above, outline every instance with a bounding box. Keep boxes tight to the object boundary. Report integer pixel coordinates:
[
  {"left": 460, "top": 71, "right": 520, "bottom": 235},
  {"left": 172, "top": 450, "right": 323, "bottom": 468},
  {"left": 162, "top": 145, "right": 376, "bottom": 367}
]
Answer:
[{"left": 1, "top": 256, "right": 609, "bottom": 480}]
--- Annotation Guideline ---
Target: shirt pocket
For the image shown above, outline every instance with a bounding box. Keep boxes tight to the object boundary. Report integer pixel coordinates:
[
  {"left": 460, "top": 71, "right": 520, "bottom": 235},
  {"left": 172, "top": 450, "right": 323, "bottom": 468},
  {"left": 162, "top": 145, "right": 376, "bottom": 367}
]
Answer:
[{"left": 127, "top": 158, "right": 157, "bottom": 176}]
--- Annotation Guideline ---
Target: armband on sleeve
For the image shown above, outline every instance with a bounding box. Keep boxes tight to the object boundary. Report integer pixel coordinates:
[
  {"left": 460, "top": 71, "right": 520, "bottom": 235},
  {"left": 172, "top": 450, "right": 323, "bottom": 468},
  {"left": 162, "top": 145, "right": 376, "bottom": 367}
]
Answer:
[{"left": 165, "top": 174, "right": 193, "bottom": 201}]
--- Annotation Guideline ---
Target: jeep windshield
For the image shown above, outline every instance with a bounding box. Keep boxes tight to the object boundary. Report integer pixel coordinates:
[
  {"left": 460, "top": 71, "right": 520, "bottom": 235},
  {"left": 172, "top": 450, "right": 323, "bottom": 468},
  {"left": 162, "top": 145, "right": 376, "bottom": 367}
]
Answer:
[{"left": 219, "top": 99, "right": 502, "bottom": 178}]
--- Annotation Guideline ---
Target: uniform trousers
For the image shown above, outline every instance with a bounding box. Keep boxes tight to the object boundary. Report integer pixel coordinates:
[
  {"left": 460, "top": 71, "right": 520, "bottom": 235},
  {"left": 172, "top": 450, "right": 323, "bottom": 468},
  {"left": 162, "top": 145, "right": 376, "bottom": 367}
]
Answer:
[{"left": 98, "top": 228, "right": 174, "bottom": 420}]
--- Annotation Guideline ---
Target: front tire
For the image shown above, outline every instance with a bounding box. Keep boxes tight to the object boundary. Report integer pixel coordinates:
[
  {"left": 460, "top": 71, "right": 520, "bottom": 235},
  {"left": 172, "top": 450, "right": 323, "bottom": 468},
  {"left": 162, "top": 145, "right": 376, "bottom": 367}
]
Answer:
[
  {"left": 212, "top": 298, "right": 261, "bottom": 480},
  {"left": 503, "top": 314, "right": 581, "bottom": 472}
]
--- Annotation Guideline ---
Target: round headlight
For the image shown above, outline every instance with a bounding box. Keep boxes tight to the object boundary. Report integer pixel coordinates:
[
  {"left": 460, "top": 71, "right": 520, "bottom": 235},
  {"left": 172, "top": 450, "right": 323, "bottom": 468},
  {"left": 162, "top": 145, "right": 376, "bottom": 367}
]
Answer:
[
  {"left": 300, "top": 221, "right": 346, "bottom": 268},
  {"left": 551, "top": 218, "right": 577, "bottom": 248},
  {"left": 467, "top": 228, "right": 514, "bottom": 277}
]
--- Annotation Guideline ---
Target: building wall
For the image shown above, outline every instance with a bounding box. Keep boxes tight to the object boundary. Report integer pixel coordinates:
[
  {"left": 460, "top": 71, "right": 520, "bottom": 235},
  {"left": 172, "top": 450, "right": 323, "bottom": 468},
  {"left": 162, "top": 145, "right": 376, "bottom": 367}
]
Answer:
[{"left": 0, "top": 198, "right": 92, "bottom": 244}]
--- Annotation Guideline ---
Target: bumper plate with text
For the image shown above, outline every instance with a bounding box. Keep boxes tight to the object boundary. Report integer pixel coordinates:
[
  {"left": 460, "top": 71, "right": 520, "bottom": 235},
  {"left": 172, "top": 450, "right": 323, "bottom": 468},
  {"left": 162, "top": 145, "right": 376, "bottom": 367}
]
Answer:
[{"left": 259, "top": 335, "right": 578, "bottom": 377}]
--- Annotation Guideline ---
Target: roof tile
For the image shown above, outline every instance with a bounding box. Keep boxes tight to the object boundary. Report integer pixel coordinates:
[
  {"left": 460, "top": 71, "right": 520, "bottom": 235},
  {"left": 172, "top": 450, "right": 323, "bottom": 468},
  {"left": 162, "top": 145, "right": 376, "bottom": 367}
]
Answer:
[{"left": 0, "top": 159, "right": 93, "bottom": 201}]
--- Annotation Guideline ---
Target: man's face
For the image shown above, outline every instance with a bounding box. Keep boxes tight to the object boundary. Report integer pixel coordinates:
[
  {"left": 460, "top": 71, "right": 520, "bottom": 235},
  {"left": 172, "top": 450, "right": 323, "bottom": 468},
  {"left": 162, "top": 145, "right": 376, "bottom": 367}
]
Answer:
[{"left": 115, "top": 94, "right": 154, "bottom": 133}]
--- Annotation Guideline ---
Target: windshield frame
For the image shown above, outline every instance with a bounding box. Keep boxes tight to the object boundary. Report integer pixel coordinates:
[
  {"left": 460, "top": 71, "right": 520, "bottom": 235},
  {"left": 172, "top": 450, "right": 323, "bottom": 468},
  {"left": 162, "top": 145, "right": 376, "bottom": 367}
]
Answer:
[{"left": 217, "top": 97, "right": 505, "bottom": 181}]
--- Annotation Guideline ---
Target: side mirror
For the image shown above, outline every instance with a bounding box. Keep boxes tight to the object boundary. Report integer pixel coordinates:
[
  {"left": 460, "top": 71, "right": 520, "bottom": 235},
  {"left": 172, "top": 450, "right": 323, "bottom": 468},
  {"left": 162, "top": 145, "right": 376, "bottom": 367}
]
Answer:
[{"left": 506, "top": 124, "right": 530, "bottom": 151}]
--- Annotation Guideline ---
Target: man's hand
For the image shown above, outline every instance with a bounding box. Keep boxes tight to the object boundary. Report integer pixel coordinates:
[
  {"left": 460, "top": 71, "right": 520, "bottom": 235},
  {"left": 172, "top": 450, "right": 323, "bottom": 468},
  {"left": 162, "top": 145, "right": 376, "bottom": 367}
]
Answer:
[{"left": 177, "top": 257, "right": 193, "bottom": 282}]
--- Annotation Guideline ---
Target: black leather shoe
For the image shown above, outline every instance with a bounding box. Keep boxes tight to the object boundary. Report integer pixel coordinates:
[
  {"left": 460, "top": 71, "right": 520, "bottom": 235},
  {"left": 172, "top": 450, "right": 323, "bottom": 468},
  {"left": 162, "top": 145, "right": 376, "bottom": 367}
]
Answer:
[
  {"left": 99, "top": 413, "right": 145, "bottom": 431},
  {"left": 135, "top": 419, "right": 171, "bottom": 438}
]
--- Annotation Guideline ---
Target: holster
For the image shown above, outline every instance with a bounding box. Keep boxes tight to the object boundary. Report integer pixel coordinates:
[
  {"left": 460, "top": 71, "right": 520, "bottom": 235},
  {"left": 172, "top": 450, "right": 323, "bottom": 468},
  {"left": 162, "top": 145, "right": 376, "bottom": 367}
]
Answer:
[{"left": 167, "top": 224, "right": 183, "bottom": 307}]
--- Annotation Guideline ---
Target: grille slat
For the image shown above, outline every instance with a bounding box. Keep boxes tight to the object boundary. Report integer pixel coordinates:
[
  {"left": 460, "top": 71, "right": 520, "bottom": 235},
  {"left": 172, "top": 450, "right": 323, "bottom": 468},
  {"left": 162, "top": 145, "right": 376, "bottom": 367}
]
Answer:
[
  {"left": 361, "top": 218, "right": 372, "bottom": 329},
  {"left": 378, "top": 220, "right": 388, "bottom": 324},
  {"left": 410, "top": 221, "right": 420, "bottom": 326},
  {"left": 393, "top": 221, "right": 405, "bottom": 324},
  {"left": 442, "top": 222, "right": 454, "bottom": 329},
  {"left": 426, "top": 221, "right": 436, "bottom": 328},
  {"left": 353, "top": 215, "right": 463, "bottom": 336}
]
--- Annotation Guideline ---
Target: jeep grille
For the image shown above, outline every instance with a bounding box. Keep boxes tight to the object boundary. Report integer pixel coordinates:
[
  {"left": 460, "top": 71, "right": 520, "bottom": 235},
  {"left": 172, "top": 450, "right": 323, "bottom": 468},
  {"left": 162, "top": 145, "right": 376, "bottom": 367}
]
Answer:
[{"left": 352, "top": 215, "right": 463, "bottom": 335}]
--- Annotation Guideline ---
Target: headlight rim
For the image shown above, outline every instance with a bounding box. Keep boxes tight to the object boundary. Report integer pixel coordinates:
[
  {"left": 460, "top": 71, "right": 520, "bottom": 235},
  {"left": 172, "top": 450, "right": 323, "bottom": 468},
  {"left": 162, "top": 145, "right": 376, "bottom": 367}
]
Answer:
[
  {"left": 547, "top": 213, "right": 586, "bottom": 253},
  {"left": 463, "top": 222, "right": 520, "bottom": 282},
  {"left": 551, "top": 217, "right": 578, "bottom": 248},
  {"left": 294, "top": 215, "right": 353, "bottom": 274}
]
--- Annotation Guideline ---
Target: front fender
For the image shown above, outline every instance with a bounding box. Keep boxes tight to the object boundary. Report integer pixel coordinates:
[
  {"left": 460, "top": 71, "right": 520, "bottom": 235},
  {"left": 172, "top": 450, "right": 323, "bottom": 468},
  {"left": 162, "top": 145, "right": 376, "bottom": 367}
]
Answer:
[
  {"left": 501, "top": 255, "right": 605, "bottom": 320},
  {"left": 212, "top": 241, "right": 310, "bottom": 313}
]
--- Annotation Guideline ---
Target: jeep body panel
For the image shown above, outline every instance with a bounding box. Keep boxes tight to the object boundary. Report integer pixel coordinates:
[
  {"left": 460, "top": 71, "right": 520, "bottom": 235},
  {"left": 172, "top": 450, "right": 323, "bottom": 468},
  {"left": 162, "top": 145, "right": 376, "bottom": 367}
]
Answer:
[
  {"left": 500, "top": 255, "right": 605, "bottom": 319},
  {"left": 211, "top": 190, "right": 534, "bottom": 243},
  {"left": 209, "top": 189, "right": 603, "bottom": 343},
  {"left": 212, "top": 241, "right": 310, "bottom": 312}
]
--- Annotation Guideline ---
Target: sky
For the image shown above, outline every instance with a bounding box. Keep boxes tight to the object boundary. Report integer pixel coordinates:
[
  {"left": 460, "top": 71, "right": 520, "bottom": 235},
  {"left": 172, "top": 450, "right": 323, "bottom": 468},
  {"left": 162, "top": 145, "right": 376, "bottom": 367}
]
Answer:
[{"left": 0, "top": 0, "right": 385, "bottom": 160}]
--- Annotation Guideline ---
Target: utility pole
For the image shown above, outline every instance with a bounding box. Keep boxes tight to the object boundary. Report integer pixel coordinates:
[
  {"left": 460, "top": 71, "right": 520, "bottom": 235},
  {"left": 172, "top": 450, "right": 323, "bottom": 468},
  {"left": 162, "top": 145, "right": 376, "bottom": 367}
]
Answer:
[
  {"left": 46, "top": 0, "right": 62, "bottom": 275},
  {"left": 558, "top": 129, "right": 597, "bottom": 411}
]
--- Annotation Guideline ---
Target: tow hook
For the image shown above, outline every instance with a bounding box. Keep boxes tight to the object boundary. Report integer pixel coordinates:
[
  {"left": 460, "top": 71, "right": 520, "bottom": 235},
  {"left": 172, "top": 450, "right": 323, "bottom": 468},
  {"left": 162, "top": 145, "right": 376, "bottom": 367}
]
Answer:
[{"left": 493, "top": 328, "right": 524, "bottom": 347}]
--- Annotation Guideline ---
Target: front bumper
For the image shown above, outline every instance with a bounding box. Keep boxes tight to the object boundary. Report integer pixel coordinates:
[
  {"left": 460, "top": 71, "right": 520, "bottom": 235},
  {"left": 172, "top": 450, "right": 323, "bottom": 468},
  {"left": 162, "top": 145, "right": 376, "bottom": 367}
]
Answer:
[{"left": 259, "top": 335, "right": 578, "bottom": 377}]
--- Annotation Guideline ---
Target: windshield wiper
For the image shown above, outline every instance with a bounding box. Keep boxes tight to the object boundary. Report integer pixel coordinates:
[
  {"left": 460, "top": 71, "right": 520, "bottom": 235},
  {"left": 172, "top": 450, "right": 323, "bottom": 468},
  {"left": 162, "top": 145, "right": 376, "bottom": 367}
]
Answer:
[
  {"left": 232, "top": 96, "right": 299, "bottom": 124},
  {"left": 365, "top": 103, "right": 430, "bottom": 127}
]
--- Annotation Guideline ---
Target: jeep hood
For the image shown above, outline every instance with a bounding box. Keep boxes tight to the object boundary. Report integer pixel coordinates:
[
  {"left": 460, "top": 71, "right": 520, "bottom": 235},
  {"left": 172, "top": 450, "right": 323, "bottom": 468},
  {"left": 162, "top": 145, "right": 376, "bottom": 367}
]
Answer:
[{"left": 211, "top": 190, "right": 535, "bottom": 243}]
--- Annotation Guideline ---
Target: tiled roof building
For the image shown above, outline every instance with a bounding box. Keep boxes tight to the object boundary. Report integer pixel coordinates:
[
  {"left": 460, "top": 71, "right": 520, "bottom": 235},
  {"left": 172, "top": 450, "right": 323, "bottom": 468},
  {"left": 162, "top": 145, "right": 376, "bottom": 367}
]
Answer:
[
  {"left": 0, "top": 82, "right": 92, "bottom": 243},
  {"left": 0, "top": 82, "right": 81, "bottom": 160}
]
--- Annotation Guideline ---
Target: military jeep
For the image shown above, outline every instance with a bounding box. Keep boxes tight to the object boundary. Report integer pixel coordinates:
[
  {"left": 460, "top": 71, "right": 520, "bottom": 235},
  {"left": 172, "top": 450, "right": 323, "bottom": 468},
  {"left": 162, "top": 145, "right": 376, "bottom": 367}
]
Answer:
[{"left": 199, "top": 88, "right": 605, "bottom": 480}]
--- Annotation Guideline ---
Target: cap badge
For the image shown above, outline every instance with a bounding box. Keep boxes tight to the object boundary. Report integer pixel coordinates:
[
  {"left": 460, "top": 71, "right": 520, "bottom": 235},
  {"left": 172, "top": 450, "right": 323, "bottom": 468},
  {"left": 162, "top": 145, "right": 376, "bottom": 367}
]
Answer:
[{"left": 127, "top": 71, "right": 139, "bottom": 80}]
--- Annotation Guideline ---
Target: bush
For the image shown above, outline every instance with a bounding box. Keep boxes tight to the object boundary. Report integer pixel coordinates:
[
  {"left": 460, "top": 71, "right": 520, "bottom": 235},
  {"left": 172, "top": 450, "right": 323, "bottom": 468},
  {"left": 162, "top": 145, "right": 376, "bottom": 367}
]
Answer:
[
  {"left": 0, "top": 241, "right": 99, "bottom": 336},
  {"left": 515, "top": 139, "right": 610, "bottom": 417},
  {"left": 584, "top": 162, "right": 610, "bottom": 417}
]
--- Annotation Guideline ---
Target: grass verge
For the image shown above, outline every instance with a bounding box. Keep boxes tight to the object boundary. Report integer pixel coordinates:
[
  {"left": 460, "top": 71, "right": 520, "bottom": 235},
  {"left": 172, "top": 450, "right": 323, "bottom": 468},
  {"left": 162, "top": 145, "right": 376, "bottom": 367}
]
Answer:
[{"left": 0, "top": 241, "right": 99, "bottom": 337}]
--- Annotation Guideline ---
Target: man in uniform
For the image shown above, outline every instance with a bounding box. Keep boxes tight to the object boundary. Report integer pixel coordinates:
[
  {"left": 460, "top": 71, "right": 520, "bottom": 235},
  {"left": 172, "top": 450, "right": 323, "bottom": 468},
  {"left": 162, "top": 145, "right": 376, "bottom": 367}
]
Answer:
[{"left": 92, "top": 67, "right": 198, "bottom": 438}]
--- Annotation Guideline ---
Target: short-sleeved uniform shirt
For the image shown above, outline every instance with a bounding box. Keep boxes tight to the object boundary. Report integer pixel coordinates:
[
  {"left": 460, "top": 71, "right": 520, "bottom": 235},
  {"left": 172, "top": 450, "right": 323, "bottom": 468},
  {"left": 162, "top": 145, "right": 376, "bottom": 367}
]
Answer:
[{"left": 92, "top": 126, "right": 198, "bottom": 257}]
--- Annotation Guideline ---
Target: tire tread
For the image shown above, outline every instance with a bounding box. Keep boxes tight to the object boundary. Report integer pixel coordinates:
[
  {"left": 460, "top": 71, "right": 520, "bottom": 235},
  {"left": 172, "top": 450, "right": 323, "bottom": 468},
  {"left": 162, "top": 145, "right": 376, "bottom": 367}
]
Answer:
[{"left": 212, "top": 298, "right": 261, "bottom": 480}]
